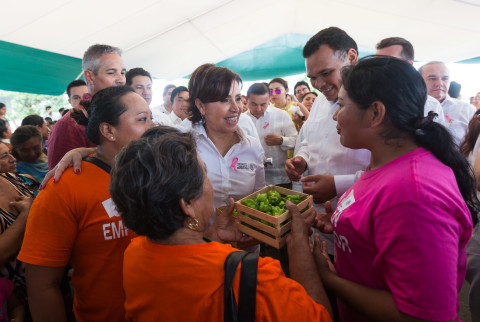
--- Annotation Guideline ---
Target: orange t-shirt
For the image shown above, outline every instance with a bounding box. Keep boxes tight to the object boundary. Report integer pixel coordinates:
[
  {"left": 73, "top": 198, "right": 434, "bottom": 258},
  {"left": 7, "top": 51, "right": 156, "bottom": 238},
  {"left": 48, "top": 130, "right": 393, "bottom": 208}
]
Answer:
[
  {"left": 18, "top": 161, "right": 135, "bottom": 322},
  {"left": 123, "top": 237, "right": 332, "bottom": 322}
]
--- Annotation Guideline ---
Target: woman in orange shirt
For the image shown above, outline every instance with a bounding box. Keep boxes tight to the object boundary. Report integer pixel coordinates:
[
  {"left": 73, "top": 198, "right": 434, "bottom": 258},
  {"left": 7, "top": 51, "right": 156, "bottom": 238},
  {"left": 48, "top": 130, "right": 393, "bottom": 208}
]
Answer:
[
  {"left": 110, "top": 132, "right": 333, "bottom": 321},
  {"left": 18, "top": 86, "right": 155, "bottom": 322}
]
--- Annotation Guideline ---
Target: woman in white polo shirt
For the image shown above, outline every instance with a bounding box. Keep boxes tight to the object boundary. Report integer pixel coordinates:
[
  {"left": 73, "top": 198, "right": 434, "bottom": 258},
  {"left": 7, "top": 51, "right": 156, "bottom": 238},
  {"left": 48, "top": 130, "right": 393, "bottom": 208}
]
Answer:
[{"left": 187, "top": 64, "right": 265, "bottom": 227}]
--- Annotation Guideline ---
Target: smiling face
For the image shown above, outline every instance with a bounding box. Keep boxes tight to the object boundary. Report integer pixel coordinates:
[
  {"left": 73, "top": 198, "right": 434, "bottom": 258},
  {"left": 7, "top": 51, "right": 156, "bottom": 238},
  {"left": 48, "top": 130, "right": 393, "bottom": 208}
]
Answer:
[
  {"left": 306, "top": 45, "right": 350, "bottom": 102},
  {"left": 197, "top": 81, "right": 241, "bottom": 136},
  {"left": 0, "top": 143, "right": 16, "bottom": 173},
  {"left": 131, "top": 75, "right": 153, "bottom": 105},
  {"left": 421, "top": 63, "right": 450, "bottom": 103},
  {"left": 247, "top": 93, "right": 270, "bottom": 119},
  {"left": 86, "top": 53, "right": 126, "bottom": 95},
  {"left": 334, "top": 87, "right": 369, "bottom": 149},
  {"left": 268, "top": 82, "right": 287, "bottom": 107},
  {"left": 302, "top": 93, "right": 317, "bottom": 111},
  {"left": 111, "top": 92, "right": 155, "bottom": 150}
]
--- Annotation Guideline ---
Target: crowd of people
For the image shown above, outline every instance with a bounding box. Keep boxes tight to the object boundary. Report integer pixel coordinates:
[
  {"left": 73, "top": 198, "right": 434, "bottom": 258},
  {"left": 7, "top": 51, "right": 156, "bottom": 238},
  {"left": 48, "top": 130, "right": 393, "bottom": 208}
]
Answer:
[{"left": 1, "top": 25, "right": 480, "bottom": 322}]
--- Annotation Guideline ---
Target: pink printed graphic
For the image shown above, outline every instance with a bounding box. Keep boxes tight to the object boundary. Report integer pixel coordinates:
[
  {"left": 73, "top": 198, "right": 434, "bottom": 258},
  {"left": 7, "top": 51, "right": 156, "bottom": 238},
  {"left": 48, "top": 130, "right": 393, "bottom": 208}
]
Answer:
[
  {"left": 230, "top": 157, "right": 238, "bottom": 171},
  {"left": 263, "top": 122, "right": 270, "bottom": 129},
  {"left": 445, "top": 113, "right": 453, "bottom": 123}
]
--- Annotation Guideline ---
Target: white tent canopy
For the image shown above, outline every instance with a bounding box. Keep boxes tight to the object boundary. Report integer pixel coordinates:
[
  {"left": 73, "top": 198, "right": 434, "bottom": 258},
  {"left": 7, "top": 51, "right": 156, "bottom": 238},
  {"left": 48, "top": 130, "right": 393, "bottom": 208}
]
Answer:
[{"left": 2, "top": 0, "right": 480, "bottom": 81}]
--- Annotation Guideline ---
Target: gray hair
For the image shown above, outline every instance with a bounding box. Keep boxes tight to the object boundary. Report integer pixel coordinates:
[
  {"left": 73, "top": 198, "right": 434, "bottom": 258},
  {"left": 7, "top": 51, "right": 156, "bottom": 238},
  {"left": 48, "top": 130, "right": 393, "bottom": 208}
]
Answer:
[
  {"left": 82, "top": 44, "right": 122, "bottom": 74},
  {"left": 418, "top": 61, "right": 445, "bottom": 76}
]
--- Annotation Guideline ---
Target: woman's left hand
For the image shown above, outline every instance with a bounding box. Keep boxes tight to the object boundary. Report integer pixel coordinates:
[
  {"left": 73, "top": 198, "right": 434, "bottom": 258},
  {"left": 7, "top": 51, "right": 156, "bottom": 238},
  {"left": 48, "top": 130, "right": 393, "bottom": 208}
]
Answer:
[{"left": 211, "top": 198, "right": 253, "bottom": 243}]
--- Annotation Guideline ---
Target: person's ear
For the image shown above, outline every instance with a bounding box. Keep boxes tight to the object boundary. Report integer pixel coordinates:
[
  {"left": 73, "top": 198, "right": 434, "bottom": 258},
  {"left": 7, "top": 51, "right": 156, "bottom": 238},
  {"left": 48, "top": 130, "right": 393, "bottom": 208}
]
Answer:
[
  {"left": 179, "top": 198, "right": 195, "bottom": 218},
  {"left": 84, "top": 70, "right": 95, "bottom": 86},
  {"left": 99, "top": 122, "right": 116, "bottom": 142},
  {"left": 347, "top": 48, "right": 358, "bottom": 65},
  {"left": 368, "top": 101, "right": 386, "bottom": 128},
  {"left": 195, "top": 98, "right": 206, "bottom": 116}
]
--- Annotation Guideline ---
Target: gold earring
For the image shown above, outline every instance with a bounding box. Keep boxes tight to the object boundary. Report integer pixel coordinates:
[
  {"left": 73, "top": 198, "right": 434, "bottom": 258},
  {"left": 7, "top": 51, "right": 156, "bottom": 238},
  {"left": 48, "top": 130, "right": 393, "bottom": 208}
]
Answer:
[{"left": 186, "top": 217, "right": 199, "bottom": 231}]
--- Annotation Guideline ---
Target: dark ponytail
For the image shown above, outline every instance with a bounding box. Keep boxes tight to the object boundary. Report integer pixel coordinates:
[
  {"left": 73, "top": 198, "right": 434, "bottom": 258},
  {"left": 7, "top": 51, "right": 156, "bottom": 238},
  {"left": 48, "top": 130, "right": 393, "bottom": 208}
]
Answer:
[
  {"left": 414, "top": 112, "right": 479, "bottom": 224},
  {"left": 342, "top": 56, "right": 480, "bottom": 224}
]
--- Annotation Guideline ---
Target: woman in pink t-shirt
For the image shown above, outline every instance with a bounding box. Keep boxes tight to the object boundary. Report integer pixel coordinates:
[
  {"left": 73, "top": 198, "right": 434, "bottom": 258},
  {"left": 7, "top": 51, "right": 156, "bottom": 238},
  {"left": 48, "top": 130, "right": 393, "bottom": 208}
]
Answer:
[{"left": 311, "top": 57, "right": 480, "bottom": 322}]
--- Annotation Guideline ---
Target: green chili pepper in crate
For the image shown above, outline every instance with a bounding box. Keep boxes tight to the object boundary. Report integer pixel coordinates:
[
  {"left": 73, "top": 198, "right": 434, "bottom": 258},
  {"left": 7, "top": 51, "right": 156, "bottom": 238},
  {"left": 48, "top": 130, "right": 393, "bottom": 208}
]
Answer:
[
  {"left": 271, "top": 206, "right": 284, "bottom": 217},
  {"left": 267, "top": 190, "right": 282, "bottom": 205},
  {"left": 255, "top": 193, "right": 268, "bottom": 204},
  {"left": 241, "top": 199, "right": 258, "bottom": 210},
  {"left": 284, "top": 194, "right": 304, "bottom": 205},
  {"left": 258, "top": 202, "right": 272, "bottom": 214}
]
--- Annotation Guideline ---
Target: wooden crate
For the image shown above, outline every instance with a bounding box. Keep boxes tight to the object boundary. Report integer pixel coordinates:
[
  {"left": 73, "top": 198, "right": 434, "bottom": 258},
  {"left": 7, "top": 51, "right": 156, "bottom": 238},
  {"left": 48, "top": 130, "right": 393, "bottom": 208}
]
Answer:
[{"left": 234, "top": 185, "right": 313, "bottom": 249}]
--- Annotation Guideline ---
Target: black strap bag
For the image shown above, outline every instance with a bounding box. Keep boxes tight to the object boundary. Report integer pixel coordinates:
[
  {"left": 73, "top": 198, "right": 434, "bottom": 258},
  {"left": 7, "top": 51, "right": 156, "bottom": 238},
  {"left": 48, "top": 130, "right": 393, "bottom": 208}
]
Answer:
[{"left": 224, "top": 251, "right": 259, "bottom": 322}]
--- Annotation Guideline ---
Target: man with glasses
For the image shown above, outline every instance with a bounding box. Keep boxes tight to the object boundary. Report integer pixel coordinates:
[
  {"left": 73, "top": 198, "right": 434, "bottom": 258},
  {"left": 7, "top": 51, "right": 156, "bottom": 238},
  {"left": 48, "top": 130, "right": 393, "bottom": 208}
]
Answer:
[{"left": 293, "top": 81, "right": 311, "bottom": 102}]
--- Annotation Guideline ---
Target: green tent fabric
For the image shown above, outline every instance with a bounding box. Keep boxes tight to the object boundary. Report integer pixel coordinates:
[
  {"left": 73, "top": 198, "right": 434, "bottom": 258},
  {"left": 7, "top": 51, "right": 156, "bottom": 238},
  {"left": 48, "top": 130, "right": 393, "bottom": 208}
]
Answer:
[
  {"left": 457, "top": 57, "right": 480, "bottom": 64},
  {"left": 0, "top": 40, "right": 82, "bottom": 96},
  {"left": 216, "top": 34, "right": 311, "bottom": 81},
  {"left": 216, "top": 33, "right": 376, "bottom": 81}
]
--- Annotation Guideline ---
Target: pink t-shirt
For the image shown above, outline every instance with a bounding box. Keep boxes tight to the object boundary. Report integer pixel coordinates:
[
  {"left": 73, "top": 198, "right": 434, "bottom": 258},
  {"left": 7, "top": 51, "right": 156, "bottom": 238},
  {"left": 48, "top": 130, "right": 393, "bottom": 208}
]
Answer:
[
  {"left": 47, "top": 112, "right": 96, "bottom": 170},
  {"left": 332, "top": 148, "right": 472, "bottom": 321}
]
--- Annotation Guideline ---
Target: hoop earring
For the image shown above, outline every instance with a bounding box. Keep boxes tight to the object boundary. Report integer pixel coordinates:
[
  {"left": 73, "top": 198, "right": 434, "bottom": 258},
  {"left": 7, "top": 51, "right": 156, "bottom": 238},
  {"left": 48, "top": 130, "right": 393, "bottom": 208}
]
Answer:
[{"left": 186, "top": 217, "right": 199, "bottom": 231}]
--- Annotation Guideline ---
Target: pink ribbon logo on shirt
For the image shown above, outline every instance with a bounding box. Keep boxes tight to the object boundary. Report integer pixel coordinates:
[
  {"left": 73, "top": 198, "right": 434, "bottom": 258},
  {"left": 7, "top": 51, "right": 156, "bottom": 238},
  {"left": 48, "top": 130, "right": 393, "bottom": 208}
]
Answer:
[
  {"left": 445, "top": 113, "right": 453, "bottom": 124},
  {"left": 263, "top": 122, "right": 270, "bottom": 129},
  {"left": 230, "top": 157, "right": 238, "bottom": 171}
]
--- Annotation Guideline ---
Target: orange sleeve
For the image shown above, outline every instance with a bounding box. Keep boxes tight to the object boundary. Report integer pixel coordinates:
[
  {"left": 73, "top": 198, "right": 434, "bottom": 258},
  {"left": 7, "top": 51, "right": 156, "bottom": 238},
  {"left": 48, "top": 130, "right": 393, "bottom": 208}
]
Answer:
[
  {"left": 18, "top": 178, "right": 77, "bottom": 267},
  {"left": 254, "top": 256, "right": 332, "bottom": 322}
]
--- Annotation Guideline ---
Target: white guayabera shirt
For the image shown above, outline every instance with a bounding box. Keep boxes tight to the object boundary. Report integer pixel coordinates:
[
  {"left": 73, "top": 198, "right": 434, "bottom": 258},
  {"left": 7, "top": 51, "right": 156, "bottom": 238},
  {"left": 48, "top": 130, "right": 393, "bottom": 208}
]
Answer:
[{"left": 246, "top": 106, "right": 298, "bottom": 185}]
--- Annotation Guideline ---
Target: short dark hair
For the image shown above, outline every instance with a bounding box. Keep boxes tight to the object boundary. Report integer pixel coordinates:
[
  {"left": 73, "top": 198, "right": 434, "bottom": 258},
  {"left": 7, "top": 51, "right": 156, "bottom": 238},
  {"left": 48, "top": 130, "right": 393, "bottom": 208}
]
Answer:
[
  {"left": 448, "top": 81, "right": 461, "bottom": 99},
  {"left": 294, "top": 81, "right": 310, "bottom": 93},
  {"left": 269, "top": 78, "right": 289, "bottom": 90},
  {"left": 11, "top": 125, "right": 42, "bottom": 152},
  {"left": 126, "top": 67, "right": 152, "bottom": 86},
  {"left": 0, "top": 119, "right": 8, "bottom": 138},
  {"left": 110, "top": 132, "right": 204, "bottom": 239},
  {"left": 163, "top": 84, "right": 176, "bottom": 97},
  {"left": 376, "top": 37, "right": 415, "bottom": 61},
  {"left": 21, "top": 115, "right": 44, "bottom": 127},
  {"left": 0, "top": 103, "right": 5, "bottom": 109},
  {"left": 86, "top": 86, "right": 135, "bottom": 145},
  {"left": 170, "top": 86, "right": 188, "bottom": 104},
  {"left": 302, "top": 91, "right": 318, "bottom": 101},
  {"left": 188, "top": 64, "right": 242, "bottom": 124},
  {"left": 303, "top": 26, "right": 358, "bottom": 59},
  {"left": 66, "top": 80, "right": 87, "bottom": 98},
  {"left": 247, "top": 83, "right": 269, "bottom": 97}
]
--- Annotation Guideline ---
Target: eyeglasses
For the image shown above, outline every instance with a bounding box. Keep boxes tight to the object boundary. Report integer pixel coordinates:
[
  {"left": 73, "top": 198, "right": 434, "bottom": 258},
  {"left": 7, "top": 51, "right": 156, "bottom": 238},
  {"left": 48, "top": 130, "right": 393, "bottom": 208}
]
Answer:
[
  {"left": 295, "top": 88, "right": 309, "bottom": 94},
  {"left": 270, "top": 89, "right": 282, "bottom": 95}
]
